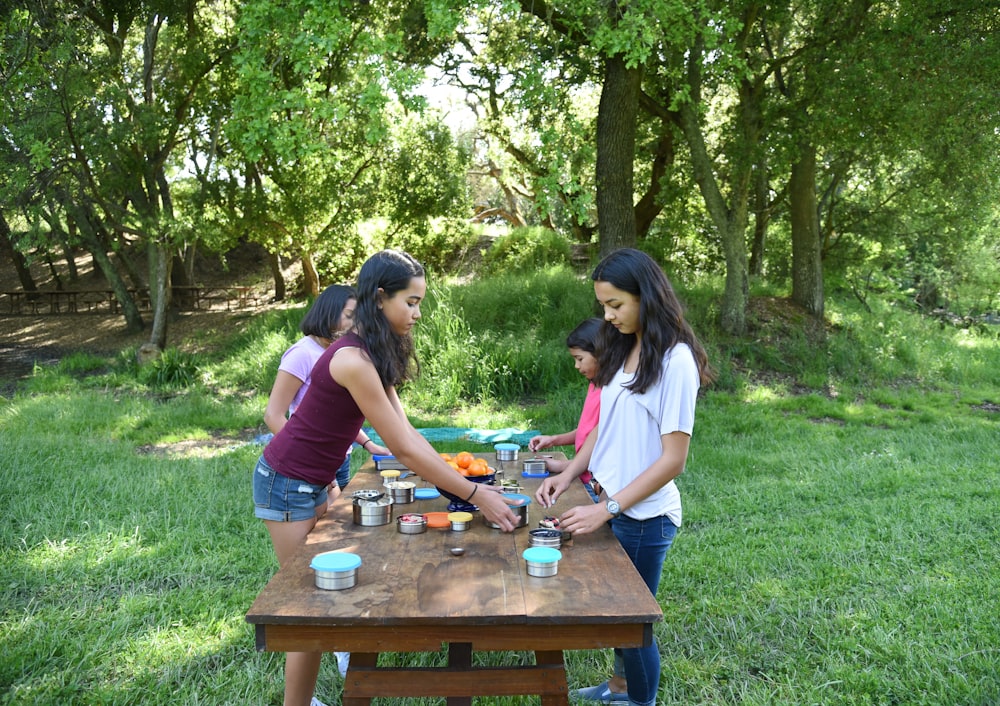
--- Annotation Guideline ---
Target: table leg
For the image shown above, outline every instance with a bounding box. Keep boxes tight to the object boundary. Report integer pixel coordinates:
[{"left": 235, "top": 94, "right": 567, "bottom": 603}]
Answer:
[
  {"left": 447, "top": 643, "right": 472, "bottom": 706},
  {"left": 342, "top": 652, "right": 378, "bottom": 706},
  {"left": 535, "top": 650, "right": 570, "bottom": 706}
]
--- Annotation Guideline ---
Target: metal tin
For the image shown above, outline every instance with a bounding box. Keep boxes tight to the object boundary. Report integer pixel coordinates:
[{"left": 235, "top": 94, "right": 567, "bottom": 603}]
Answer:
[
  {"left": 387, "top": 480, "right": 416, "bottom": 504},
  {"left": 397, "top": 513, "right": 427, "bottom": 534},
  {"left": 352, "top": 488, "right": 384, "bottom": 501},
  {"left": 523, "top": 547, "right": 561, "bottom": 577},
  {"left": 311, "top": 551, "right": 361, "bottom": 590},
  {"left": 528, "top": 528, "right": 562, "bottom": 548},
  {"left": 448, "top": 511, "right": 473, "bottom": 531},
  {"left": 522, "top": 459, "right": 548, "bottom": 475},
  {"left": 484, "top": 493, "right": 530, "bottom": 529},
  {"left": 373, "top": 455, "right": 408, "bottom": 471},
  {"left": 352, "top": 496, "right": 393, "bottom": 526},
  {"left": 494, "top": 443, "right": 520, "bottom": 462}
]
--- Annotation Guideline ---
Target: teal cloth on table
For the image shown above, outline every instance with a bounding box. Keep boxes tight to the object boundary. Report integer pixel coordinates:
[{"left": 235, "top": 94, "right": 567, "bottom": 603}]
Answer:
[
  {"left": 366, "top": 427, "right": 538, "bottom": 448},
  {"left": 254, "top": 427, "right": 539, "bottom": 448}
]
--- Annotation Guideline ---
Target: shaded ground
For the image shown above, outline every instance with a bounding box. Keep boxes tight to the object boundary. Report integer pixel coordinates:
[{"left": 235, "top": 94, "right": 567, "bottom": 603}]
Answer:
[{"left": 0, "top": 245, "right": 276, "bottom": 395}]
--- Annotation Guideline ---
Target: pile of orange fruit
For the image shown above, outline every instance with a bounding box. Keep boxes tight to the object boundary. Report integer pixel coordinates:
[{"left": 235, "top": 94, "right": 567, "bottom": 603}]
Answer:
[{"left": 440, "top": 451, "right": 492, "bottom": 477}]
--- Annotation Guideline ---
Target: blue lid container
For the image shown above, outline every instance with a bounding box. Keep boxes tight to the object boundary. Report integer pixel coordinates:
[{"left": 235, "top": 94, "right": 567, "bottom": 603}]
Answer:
[
  {"left": 502, "top": 492, "right": 532, "bottom": 507},
  {"left": 523, "top": 547, "right": 562, "bottom": 576}
]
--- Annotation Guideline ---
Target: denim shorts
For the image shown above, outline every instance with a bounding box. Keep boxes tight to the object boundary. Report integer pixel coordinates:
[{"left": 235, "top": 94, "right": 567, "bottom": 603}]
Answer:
[{"left": 253, "top": 455, "right": 329, "bottom": 522}]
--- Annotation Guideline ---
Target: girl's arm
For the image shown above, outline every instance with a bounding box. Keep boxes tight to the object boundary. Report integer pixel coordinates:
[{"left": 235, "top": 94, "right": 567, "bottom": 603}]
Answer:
[
  {"left": 611, "top": 431, "right": 689, "bottom": 512},
  {"left": 355, "top": 430, "right": 390, "bottom": 457},
  {"left": 528, "top": 430, "right": 576, "bottom": 452},
  {"left": 536, "top": 424, "right": 597, "bottom": 507},
  {"left": 329, "top": 347, "right": 519, "bottom": 532},
  {"left": 556, "top": 431, "right": 690, "bottom": 536},
  {"left": 263, "top": 370, "right": 304, "bottom": 435}
]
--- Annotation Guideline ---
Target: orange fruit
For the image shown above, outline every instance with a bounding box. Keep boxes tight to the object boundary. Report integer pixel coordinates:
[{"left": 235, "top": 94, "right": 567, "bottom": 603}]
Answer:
[
  {"left": 467, "top": 458, "right": 489, "bottom": 476},
  {"left": 467, "top": 462, "right": 489, "bottom": 477},
  {"left": 454, "top": 451, "right": 474, "bottom": 469},
  {"left": 439, "top": 452, "right": 453, "bottom": 462}
]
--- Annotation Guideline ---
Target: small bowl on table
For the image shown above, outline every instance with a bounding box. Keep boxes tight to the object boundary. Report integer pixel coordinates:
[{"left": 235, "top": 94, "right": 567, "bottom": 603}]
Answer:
[{"left": 436, "top": 472, "right": 496, "bottom": 512}]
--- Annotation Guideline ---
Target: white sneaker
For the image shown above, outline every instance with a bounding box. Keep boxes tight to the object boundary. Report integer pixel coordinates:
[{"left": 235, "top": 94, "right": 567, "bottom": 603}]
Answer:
[
  {"left": 310, "top": 698, "right": 327, "bottom": 706},
  {"left": 335, "top": 651, "right": 351, "bottom": 677}
]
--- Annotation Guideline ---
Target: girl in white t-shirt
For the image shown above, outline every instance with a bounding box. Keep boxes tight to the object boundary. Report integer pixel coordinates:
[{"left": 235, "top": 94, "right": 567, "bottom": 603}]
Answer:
[{"left": 536, "top": 248, "right": 713, "bottom": 706}]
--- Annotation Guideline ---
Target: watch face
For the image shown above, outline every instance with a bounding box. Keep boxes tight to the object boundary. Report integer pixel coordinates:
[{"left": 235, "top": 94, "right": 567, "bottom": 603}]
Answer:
[{"left": 607, "top": 499, "right": 620, "bottom": 515}]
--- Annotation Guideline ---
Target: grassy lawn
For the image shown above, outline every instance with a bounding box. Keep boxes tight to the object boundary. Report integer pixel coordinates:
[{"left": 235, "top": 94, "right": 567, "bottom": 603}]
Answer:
[{"left": 2, "top": 269, "right": 999, "bottom": 705}]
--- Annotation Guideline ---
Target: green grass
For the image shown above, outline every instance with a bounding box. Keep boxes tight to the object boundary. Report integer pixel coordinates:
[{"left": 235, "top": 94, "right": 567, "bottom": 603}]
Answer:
[{"left": 2, "top": 270, "right": 1000, "bottom": 705}]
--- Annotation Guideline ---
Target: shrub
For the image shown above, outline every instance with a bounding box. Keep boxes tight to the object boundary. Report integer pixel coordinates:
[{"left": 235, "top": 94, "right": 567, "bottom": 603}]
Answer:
[{"left": 481, "top": 226, "right": 573, "bottom": 274}]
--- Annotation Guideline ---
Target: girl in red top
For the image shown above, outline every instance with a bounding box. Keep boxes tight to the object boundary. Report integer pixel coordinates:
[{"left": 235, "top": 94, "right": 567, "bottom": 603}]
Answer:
[{"left": 253, "top": 250, "right": 519, "bottom": 706}]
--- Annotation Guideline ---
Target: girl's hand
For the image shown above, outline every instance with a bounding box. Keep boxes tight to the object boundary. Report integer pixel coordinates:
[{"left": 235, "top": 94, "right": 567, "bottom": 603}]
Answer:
[
  {"left": 474, "top": 485, "right": 519, "bottom": 532},
  {"left": 554, "top": 502, "right": 611, "bottom": 537},
  {"left": 535, "top": 473, "right": 571, "bottom": 509},
  {"left": 528, "top": 434, "right": 554, "bottom": 452}
]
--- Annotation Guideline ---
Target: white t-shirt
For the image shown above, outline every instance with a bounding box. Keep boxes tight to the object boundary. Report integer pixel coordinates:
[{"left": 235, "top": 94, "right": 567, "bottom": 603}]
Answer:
[{"left": 590, "top": 343, "right": 700, "bottom": 525}]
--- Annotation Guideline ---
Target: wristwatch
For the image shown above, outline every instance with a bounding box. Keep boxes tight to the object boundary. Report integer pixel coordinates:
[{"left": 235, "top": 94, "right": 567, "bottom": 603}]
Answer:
[{"left": 605, "top": 497, "right": 621, "bottom": 518}]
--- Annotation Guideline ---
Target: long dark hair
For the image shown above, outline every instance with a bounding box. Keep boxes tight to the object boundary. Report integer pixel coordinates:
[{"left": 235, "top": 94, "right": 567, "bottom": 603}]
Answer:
[
  {"left": 591, "top": 248, "right": 713, "bottom": 392},
  {"left": 566, "top": 317, "right": 603, "bottom": 353},
  {"left": 300, "top": 284, "right": 355, "bottom": 339},
  {"left": 354, "top": 250, "right": 424, "bottom": 387}
]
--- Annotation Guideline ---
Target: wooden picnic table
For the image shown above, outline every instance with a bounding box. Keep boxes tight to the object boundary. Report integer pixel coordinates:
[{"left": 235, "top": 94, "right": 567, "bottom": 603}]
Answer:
[
  {"left": 1, "top": 285, "right": 256, "bottom": 314},
  {"left": 245, "top": 452, "right": 663, "bottom": 705}
]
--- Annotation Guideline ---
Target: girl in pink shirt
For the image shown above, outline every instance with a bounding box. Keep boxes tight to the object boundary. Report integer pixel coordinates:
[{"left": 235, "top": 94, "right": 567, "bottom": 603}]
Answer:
[{"left": 528, "top": 317, "right": 603, "bottom": 502}]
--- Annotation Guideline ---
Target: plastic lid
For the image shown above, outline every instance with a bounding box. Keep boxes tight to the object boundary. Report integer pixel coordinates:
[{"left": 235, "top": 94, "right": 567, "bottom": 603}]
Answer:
[
  {"left": 448, "top": 511, "right": 473, "bottom": 522},
  {"left": 502, "top": 493, "right": 532, "bottom": 507},
  {"left": 380, "top": 470, "right": 401, "bottom": 479},
  {"left": 372, "top": 454, "right": 395, "bottom": 461},
  {"left": 414, "top": 487, "right": 440, "bottom": 500},
  {"left": 310, "top": 551, "right": 362, "bottom": 572},
  {"left": 494, "top": 443, "right": 521, "bottom": 451},
  {"left": 523, "top": 547, "right": 562, "bottom": 563},
  {"left": 424, "top": 511, "right": 450, "bottom": 528},
  {"left": 521, "top": 469, "right": 549, "bottom": 478}
]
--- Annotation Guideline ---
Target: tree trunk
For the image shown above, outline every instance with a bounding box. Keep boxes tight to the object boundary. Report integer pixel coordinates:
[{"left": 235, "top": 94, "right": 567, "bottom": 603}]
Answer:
[
  {"left": 269, "top": 251, "right": 285, "bottom": 302},
  {"left": 59, "top": 192, "right": 144, "bottom": 332},
  {"left": 789, "top": 143, "right": 824, "bottom": 317},
  {"left": 596, "top": 55, "right": 640, "bottom": 257},
  {"left": 634, "top": 128, "right": 674, "bottom": 240},
  {"left": 0, "top": 210, "right": 38, "bottom": 292},
  {"left": 749, "top": 160, "right": 770, "bottom": 277},
  {"left": 677, "top": 100, "right": 750, "bottom": 335},
  {"left": 148, "top": 242, "right": 172, "bottom": 349},
  {"left": 301, "top": 253, "right": 320, "bottom": 297}
]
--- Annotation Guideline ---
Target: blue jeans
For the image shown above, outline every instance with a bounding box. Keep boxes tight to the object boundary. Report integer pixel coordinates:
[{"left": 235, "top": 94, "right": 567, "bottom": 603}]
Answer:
[
  {"left": 336, "top": 455, "right": 351, "bottom": 489},
  {"left": 252, "top": 455, "right": 329, "bottom": 522},
  {"left": 610, "top": 514, "right": 678, "bottom": 706}
]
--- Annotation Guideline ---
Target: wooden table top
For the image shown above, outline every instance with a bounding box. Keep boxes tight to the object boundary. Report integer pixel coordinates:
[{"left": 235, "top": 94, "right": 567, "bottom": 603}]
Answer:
[{"left": 246, "top": 453, "right": 662, "bottom": 640}]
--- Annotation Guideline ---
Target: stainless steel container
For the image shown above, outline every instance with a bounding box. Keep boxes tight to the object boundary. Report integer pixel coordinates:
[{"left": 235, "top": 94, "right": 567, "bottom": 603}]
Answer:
[
  {"left": 310, "top": 551, "right": 361, "bottom": 590},
  {"left": 484, "top": 493, "right": 530, "bottom": 529},
  {"left": 448, "top": 511, "right": 473, "bottom": 531},
  {"left": 387, "top": 480, "right": 416, "bottom": 504},
  {"left": 352, "top": 488, "right": 384, "bottom": 501},
  {"left": 523, "top": 547, "right": 561, "bottom": 577},
  {"left": 397, "top": 513, "right": 427, "bottom": 534},
  {"left": 353, "top": 496, "right": 393, "bottom": 526},
  {"left": 494, "top": 443, "right": 520, "bottom": 462},
  {"left": 374, "top": 454, "right": 408, "bottom": 471},
  {"left": 528, "top": 528, "right": 562, "bottom": 548},
  {"left": 521, "top": 458, "right": 548, "bottom": 475}
]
